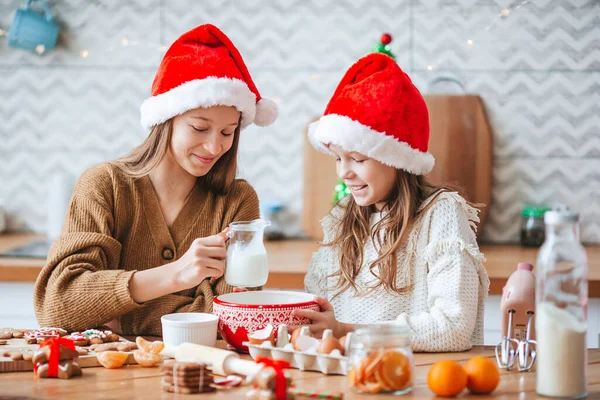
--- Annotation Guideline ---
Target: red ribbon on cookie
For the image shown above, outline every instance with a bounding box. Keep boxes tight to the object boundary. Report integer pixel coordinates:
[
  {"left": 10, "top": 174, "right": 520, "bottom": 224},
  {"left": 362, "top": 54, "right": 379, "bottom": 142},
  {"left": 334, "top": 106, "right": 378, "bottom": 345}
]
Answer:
[
  {"left": 36, "top": 337, "right": 76, "bottom": 377},
  {"left": 255, "top": 357, "right": 291, "bottom": 400}
]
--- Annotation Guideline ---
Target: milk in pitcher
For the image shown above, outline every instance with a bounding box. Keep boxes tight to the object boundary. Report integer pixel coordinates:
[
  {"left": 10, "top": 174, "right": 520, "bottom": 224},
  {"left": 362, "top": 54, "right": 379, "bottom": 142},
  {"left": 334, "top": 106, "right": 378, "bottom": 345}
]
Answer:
[{"left": 224, "top": 219, "right": 270, "bottom": 287}]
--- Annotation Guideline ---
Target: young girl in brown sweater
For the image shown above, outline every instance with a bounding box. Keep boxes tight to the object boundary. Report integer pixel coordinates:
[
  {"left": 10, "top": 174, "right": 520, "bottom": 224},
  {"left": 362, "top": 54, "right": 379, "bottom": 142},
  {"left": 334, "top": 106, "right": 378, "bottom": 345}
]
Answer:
[{"left": 33, "top": 24, "right": 278, "bottom": 336}]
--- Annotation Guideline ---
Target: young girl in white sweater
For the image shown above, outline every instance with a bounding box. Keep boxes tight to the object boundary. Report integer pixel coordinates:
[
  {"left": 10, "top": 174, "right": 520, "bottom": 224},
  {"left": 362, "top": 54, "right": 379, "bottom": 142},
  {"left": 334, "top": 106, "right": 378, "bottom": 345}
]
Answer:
[{"left": 294, "top": 53, "right": 490, "bottom": 352}]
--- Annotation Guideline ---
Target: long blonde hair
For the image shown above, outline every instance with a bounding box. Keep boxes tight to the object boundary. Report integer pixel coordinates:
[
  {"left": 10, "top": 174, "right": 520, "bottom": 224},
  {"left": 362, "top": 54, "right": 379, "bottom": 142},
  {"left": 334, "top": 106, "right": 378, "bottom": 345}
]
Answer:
[
  {"left": 112, "top": 118, "right": 241, "bottom": 195},
  {"left": 325, "top": 170, "right": 471, "bottom": 299}
]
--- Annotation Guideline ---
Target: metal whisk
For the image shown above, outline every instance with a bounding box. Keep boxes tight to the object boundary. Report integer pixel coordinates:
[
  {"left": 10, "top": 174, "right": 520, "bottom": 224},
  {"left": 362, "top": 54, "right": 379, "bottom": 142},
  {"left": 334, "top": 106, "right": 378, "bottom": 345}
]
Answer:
[
  {"left": 495, "top": 310, "right": 536, "bottom": 371},
  {"left": 517, "top": 311, "right": 536, "bottom": 371}
]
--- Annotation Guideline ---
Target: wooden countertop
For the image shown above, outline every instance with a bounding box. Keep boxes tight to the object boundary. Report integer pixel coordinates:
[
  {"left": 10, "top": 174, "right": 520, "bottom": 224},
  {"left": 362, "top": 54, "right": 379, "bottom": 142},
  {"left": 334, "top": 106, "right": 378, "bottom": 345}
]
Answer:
[
  {"left": 1, "top": 233, "right": 599, "bottom": 296},
  {"left": 1, "top": 343, "right": 599, "bottom": 399}
]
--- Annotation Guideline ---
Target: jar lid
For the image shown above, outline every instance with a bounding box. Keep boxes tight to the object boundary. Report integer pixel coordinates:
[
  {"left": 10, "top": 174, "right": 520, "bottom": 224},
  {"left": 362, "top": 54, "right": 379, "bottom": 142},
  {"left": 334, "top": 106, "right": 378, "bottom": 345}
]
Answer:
[
  {"left": 352, "top": 324, "right": 411, "bottom": 347},
  {"left": 522, "top": 206, "right": 551, "bottom": 218}
]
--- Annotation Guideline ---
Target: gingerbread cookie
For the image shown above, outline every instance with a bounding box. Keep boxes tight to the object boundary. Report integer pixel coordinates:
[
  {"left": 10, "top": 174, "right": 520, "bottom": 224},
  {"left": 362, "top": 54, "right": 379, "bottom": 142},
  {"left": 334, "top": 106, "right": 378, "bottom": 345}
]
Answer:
[
  {"left": 2, "top": 349, "right": 34, "bottom": 361},
  {"left": 251, "top": 366, "right": 293, "bottom": 391},
  {"left": 161, "top": 360, "right": 215, "bottom": 394},
  {"left": 160, "top": 382, "right": 216, "bottom": 394},
  {"left": 160, "top": 360, "right": 208, "bottom": 373},
  {"left": 11, "top": 330, "right": 25, "bottom": 338},
  {"left": 76, "top": 347, "right": 89, "bottom": 356},
  {"left": 36, "top": 359, "right": 82, "bottom": 379},
  {"left": 82, "top": 329, "right": 119, "bottom": 344},
  {"left": 0, "top": 328, "right": 24, "bottom": 340},
  {"left": 162, "top": 374, "right": 214, "bottom": 386},
  {"left": 24, "top": 327, "right": 68, "bottom": 344},
  {"left": 65, "top": 332, "right": 89, "bottom": 346},
  {"left": 33, "top": 344, "right": 79, "bottom": 364},
  {"left": 90, "top": 341, "right": 137, "bottom": 352}
]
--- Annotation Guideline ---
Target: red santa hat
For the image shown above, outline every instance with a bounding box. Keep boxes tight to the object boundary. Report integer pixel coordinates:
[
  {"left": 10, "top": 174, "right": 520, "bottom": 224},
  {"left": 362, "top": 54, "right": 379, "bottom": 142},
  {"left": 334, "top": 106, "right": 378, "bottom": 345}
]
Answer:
[
  {"left": 140, "top": 24, "right": 277, "bottom": 129},
  {"left": 308, "top": 53, "right": 434, "bottom": 175}
]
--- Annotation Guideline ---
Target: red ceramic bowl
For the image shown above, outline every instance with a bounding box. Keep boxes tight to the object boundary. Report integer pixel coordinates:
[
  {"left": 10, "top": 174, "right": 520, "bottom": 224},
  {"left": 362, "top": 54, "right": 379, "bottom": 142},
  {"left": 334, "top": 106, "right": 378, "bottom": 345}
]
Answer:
[{"left": 213, "top": 290, "right": 319, "bottom": 353}]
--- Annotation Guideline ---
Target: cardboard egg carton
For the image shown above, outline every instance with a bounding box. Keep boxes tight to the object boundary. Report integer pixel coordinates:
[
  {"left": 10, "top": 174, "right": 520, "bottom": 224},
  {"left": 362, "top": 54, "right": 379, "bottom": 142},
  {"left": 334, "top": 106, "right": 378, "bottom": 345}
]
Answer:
[{"left": 243, "top": 325, "right": 351, "bottom": 375}]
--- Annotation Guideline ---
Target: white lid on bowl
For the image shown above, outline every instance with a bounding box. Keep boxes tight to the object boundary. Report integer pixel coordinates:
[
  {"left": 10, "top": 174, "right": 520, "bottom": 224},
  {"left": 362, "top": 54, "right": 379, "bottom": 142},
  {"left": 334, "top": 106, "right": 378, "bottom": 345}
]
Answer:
[{"left": 161, "top": 312, "right": 218, "bottom": 327}]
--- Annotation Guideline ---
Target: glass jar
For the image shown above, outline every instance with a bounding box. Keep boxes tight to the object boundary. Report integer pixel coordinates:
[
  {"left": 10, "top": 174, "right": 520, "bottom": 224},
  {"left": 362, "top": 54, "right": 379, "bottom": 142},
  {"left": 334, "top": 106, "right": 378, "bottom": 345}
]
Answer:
[
  {"left": 536, "top": 206, "right": 588, "bottom": 398},
  {"left": 520, "top": 206, "right": 551, "bottom": 247},
  {"left": 347, "top": 324, "right": 414, "bottom": 395}
]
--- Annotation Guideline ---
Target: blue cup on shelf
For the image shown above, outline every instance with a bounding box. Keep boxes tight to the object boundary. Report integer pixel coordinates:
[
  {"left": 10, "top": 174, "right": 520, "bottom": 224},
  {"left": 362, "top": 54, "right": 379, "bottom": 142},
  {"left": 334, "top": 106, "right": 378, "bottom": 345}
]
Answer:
[{"left": 8, "top": 0, "right": 59, "bottom": 53}]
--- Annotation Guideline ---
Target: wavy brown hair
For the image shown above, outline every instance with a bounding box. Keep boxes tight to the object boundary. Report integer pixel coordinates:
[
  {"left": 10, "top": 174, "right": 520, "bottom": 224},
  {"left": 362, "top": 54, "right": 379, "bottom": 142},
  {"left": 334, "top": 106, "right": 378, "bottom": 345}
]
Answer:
[
  {"left": 111, "top": 117, "right": 241, "bottom": 195},
  {"left": 325, "top": 170, "right": 471, "bottom": 299}
]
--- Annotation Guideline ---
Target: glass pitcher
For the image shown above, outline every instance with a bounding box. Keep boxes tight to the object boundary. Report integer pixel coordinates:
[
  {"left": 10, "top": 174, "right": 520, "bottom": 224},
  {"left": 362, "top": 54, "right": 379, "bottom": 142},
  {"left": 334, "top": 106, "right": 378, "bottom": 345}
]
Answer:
[{"left": 225, "top": 219, "right": 271, "bottom": 288}]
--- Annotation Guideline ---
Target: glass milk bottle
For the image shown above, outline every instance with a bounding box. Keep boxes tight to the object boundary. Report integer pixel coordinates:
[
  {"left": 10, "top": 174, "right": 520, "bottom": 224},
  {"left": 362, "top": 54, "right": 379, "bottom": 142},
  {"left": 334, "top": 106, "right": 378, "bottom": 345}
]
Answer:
[
  {"left": 225, "top": 219, "right": 271, "bottom": 288},
  {"left": 536, "top": 206, "right": 588, "bottom": 398}
]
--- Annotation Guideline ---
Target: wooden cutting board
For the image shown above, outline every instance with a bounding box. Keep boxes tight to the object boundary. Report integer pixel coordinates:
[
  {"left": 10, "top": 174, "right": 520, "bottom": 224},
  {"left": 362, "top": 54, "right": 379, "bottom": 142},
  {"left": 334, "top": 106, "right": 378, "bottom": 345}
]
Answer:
[
  {"left": 0, "top": 337, "right": 136, "bottom": 373},
  {"left": 424, "top": 95, "right": 493, "bottom": 231},
  {"left": 302, "top": 95, "right": 493, "bottom": 241}
]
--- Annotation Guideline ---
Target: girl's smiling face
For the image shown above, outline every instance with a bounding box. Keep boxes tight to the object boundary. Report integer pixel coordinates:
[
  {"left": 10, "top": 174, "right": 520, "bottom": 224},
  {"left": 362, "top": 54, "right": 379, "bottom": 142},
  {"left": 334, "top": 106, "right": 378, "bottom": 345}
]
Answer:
[
  {"left": 329, "top": 144, "right": 397, "bottom": 211},
  {"left": 170, "top": 106, "right": 240, "bottom": 177}
]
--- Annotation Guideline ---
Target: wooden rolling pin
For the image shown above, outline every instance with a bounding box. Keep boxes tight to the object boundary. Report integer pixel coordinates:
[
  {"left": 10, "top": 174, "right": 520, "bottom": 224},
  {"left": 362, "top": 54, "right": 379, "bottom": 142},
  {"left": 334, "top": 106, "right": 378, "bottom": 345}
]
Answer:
[{"left": 162, "top": 343, "right": 262, "bottom": 377}]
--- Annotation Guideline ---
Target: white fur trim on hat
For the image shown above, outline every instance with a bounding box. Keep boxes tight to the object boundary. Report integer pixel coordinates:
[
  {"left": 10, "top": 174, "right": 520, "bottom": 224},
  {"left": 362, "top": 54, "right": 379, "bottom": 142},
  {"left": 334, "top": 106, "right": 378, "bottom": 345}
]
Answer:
[
  {"left": 140, "top": 77, "right": 257, "bottom": 129},
  {"left": 254, "top": 98, "right": 278, "bottom": 126},
  {"left": 308, "top": 114, "right": 435, "bottom": 175}
]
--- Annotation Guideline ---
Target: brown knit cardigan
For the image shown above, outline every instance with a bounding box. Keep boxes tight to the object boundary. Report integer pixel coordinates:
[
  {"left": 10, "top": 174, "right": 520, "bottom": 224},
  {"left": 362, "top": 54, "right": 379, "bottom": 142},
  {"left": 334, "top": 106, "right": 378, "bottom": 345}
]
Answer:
[{"left": 33, "top": 163, "right": 260, "bottom": 335}]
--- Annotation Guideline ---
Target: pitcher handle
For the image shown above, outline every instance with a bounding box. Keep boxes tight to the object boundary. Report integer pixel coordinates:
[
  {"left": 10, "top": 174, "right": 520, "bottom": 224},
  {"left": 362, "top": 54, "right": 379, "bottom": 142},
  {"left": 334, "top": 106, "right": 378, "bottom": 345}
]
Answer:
[{"left": 25, "top": 0, "right": 54, "bottom": 22}]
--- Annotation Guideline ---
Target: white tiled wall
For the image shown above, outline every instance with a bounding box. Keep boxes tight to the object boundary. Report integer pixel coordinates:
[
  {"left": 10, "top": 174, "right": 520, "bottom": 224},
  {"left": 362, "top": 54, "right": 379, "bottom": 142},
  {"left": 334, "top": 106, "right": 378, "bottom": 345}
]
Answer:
[{"left": 0, "top": 0, "right": 598, "bottom": 243}]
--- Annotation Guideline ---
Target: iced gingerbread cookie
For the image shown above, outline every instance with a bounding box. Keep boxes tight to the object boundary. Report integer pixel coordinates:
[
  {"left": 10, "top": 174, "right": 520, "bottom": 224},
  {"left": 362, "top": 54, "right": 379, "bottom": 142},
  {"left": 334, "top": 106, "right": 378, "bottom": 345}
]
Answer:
[
  {"left": 23, "top": 328, "right": 68, "bottom": 344},
  {"left": 65, "top": 332, "right": 89, "bottom": 346},
  {"left": 81, "top": 329, "right": 119, "bottom": 345}
]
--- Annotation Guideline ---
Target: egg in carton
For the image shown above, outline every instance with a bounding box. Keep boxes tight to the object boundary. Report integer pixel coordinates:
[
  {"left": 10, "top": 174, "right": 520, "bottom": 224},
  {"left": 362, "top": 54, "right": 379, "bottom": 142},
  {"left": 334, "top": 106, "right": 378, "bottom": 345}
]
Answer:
[{"left": 243, "top": 324, "right": 353, "bottom": 375}]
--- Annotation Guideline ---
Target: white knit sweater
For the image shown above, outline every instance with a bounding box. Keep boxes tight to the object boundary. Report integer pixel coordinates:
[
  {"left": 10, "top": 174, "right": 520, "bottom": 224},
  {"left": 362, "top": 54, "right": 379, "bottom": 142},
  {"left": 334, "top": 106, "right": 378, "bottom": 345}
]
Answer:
[{"left": 304, "top": 192, "right": 490, "bottom": 352}]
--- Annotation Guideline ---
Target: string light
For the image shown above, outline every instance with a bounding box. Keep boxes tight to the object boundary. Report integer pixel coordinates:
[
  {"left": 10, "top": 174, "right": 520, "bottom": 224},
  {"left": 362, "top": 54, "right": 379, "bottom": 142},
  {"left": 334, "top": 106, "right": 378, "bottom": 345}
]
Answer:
[
  {"left": 35, "top": 44, "right": 45, "bottom": 55},
  {"left": 273, "top": 97, "right": 282, "bottom": 103},
  {"left": 80, "top": 49, "right": 89, "bottom": 58},
  {"left": 158, "top": 45, "right": 168, "bottom": 53},
  {"left": 0, "top": 28, "right": 5, "bottom": 37},
  {"left": 427, "top": 0, "right": 530, "bottom": 70},
  {"left": 311, "top": 73, "right": 320, "bottom": 80},
  {"left": 120, "top": 37, "right": 129, "bottom": 46}
]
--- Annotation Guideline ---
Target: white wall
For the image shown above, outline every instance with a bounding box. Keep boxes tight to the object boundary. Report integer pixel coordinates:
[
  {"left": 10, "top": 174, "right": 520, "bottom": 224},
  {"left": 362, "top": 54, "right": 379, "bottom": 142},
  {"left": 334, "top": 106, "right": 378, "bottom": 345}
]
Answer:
[{"left": 0, "top": 0, "right": 598, "bottom": 243}]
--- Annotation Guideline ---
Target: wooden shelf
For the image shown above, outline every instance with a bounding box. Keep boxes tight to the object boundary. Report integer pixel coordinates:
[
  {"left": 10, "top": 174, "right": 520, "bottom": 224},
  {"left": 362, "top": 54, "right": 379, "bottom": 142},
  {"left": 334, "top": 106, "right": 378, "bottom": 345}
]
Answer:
[{"left": 1, "top": 233, "right": 598, "bottom": 296}]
